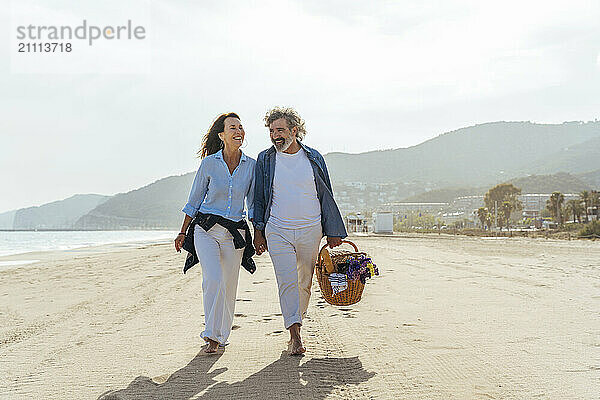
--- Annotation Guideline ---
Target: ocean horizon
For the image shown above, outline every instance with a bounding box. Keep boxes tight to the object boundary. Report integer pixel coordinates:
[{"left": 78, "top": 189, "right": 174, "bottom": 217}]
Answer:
[{"left": 0, "top": 230, "right": 177, "bottom": 258}]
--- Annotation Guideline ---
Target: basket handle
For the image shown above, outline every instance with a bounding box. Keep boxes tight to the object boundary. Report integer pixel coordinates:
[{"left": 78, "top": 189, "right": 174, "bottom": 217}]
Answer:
[
  {"left": 318, "top": 240, "right": 359, "bottom": 255},
  {"left": 317, "top": 240, "right": 360, "bottom": 274}
]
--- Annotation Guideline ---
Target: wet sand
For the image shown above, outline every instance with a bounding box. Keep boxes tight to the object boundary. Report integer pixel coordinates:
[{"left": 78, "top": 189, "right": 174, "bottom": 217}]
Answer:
[{"left": 1, "top": 235, "right": 598, "bottom": 399}]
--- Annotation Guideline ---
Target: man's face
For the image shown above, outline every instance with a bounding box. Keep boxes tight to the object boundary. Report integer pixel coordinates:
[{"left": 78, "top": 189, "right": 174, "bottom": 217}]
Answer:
[{"left": 269, "top": 118, "right": 297, "bottom": 152}]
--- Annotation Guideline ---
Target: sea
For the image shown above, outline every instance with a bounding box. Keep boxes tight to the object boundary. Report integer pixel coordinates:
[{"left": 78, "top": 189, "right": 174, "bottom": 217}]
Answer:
[{"left": 0, "top": 230, "right": 177, "bottom": 259}]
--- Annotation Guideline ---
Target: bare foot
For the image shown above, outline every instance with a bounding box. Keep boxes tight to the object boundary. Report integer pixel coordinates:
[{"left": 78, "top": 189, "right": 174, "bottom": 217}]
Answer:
[
  {"left": 204, "top": 339, "right": 219, "bottom": 353},
  {"left": 288, "top": 323, "right": 306, "bottom": 355},
  {"left": 290, "top": 338, "right": 306, "bottom": 355}
]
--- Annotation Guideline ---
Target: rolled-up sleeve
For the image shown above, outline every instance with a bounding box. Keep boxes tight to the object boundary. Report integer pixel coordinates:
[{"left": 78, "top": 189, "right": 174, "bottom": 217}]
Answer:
[{"left": 182, "top": 162, "right": 208, "bottom": 218}]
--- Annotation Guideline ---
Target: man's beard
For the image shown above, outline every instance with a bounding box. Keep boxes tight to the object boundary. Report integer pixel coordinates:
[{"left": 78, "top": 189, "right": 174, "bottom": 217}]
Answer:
[{"left": 272, "top": 136, "right": 294, "bottom": 152}]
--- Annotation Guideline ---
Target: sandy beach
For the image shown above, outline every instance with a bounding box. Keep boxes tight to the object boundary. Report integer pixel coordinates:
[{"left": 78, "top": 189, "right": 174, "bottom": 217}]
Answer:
[{"left": 1, "top": 235, "right": 598, "bottom": 399}]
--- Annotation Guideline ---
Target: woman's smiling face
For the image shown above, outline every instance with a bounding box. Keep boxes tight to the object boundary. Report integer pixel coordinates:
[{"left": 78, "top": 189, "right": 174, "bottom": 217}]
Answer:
[{"left": 220, "top": 116, "right": 245, "bottom": 150}]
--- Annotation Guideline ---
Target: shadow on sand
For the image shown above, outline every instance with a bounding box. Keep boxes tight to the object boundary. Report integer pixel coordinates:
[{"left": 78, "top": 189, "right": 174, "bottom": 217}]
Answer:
[{"left": 98, "top": 351, "right": 375, "bottom": 399}]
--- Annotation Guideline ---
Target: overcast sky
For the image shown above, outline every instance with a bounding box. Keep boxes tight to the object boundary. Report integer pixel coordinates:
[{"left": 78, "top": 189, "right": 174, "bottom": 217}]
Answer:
[{"left": 1, "top": 0, "right": 599, "bottom": 213}]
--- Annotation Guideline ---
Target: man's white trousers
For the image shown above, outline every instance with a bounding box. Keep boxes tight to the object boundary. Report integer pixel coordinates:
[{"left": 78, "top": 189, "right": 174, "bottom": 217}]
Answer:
[{"left": 265, "top": 221, "right": 322, "bottom": 329}]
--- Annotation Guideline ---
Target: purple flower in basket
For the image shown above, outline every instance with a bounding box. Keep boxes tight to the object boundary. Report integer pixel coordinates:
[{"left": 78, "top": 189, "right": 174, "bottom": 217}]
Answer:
[{"left": 346, "top": 254, "right": 378, "bottom": 283}]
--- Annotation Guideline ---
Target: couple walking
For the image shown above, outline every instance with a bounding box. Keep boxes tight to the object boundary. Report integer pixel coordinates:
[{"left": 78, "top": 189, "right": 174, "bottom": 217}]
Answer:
[{"left": 174, "top": 107, "right": 347, "bottom": 355}]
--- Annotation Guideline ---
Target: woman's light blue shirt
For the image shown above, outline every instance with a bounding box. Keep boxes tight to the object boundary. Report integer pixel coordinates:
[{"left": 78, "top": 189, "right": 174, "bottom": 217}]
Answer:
[{"left": 182, "top": 150, "right": 255, "bottom": 221}]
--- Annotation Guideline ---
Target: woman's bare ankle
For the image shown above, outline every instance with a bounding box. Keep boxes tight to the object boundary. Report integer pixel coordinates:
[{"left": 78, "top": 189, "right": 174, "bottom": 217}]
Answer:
[{"left": 205, "top": 338, "right": 219, "bottom": 353}]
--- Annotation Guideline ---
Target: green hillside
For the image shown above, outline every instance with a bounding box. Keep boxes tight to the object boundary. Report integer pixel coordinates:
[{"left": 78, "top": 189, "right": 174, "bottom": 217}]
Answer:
[
  {"left": 401, "top": 172, "right": 594, "bottom": 203},
  {"left": 9, "top": 120, "right": 598, "bottom": 230},
  {"left": 401, "top": 188, "right": 483, "bottom": 203},
  {"left": 504, "top": 172, "right": 592, "bottom": 194},
  {"left": 521, "top": 136, "right": 600, "bottom": 175},
  {"left": 9, "top": 194, "right": 109, "bottom": 230},
  {"left": 74, "top": 173, "right": 195, "bottom": 229},
  {"left": 578, "top": 169, "right": 600, "bottom": 187},
  {"left": 325, "top": 121, "right": 600, "bottom": 186}
]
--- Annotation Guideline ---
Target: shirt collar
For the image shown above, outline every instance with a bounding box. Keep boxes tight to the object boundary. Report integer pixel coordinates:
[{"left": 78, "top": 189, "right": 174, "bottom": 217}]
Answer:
[
  {"left": 298, "top": 141, "right": 311, "bottom": 155},
  {"left": 214, "top": 149, "right": 247, "bottom": 161}
]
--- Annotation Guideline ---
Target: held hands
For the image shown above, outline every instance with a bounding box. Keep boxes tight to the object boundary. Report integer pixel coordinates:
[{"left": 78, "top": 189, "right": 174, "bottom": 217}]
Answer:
[
  {"left": 327, "top": 236, "right": 342, "bottom": 248},
  {"left": 254, "top": 230, "right": 268, "bottom": 255},
  {"left": 174, "top": 233, "right": 185, "bottom": 252}
]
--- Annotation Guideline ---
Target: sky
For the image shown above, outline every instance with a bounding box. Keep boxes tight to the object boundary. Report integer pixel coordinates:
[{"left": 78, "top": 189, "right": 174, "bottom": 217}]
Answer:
[{"left": 1, "top": 0, "right": 600, "bottom": 213}]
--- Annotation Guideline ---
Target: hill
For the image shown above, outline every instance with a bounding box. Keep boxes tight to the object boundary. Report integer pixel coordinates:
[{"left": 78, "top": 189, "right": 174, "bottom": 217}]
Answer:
[
  {"left": 400, "top": 172, "right": 593, "bottom": 203},
  {"left": 325, "top": 121, "right": 600, "bottom": 187},
  {"left": 578, "top": 169, "right": 600, "bottom": 187},
  {"left": 401, "top": 187, "right": 484, "bottom": 203},
  {"left": 4, "top": 194, "right": 110, "bottom": 230},
  {"left": 504, "top": 172, "right": 592, "bottom": 194},
  {"left": 74, "top": 173, "right": 195, "bottom": 229},
  {"left": 0, "top": 210, "right": 17, "bottom": 230},
  {"left": 520, "top": 136, "right": 600, "bottom": 175},
  {"left": 6, "top": 120, "right": 599, "bottom": 230}
]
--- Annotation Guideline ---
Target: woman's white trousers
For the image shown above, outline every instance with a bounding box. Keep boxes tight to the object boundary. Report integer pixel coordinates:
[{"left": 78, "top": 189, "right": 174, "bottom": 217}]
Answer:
[{"left": 193, "top": 224, "right": 243, "bottom": 344}]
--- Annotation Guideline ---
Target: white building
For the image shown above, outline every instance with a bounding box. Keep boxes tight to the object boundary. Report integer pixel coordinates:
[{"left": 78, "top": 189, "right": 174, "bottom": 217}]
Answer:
[{"left": 373, "top": 212, "right": 394, "bottom": 234}]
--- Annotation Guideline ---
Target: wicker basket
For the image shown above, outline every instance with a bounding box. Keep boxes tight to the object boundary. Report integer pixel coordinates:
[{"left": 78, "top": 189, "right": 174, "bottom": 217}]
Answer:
[{"left": 315, "top": 240, "right": 366, "bottom": 306}]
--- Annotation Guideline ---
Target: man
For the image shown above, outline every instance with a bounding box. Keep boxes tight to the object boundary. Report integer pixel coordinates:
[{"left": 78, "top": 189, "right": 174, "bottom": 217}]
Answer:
[{"left": 253, "top": 107, "right": 347, "bottom": 355}]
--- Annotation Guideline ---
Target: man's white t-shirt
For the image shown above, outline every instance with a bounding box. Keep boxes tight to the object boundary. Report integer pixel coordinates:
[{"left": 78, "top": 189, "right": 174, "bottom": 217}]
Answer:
[{"left": 269, "top": 149, "right": 321, "bottom": 229}]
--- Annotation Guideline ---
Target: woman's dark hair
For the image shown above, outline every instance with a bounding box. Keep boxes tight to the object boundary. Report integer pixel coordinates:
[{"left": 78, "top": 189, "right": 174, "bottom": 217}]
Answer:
[{"left": 198, "top": 112, "right": 240, "bottom": 158}]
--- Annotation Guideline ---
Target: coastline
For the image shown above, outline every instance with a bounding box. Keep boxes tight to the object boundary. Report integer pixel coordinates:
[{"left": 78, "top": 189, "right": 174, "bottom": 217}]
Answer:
[
  {"left": 1, "top": 234, "right": 598, "bottom": 399},
  {"left": 0, "top": 234, "right": 176, "bottom": 271}
]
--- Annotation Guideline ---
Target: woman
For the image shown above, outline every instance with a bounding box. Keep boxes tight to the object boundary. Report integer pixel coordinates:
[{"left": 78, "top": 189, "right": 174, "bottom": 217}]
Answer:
[{"left": 174, "top": 112, "right": 255, "bottom": 353}]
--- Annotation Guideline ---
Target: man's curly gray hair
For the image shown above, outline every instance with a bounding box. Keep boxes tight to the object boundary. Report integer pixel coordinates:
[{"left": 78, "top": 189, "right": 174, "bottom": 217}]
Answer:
[{"left": 264, "top": 107, "right": 306, "bottom": 140}]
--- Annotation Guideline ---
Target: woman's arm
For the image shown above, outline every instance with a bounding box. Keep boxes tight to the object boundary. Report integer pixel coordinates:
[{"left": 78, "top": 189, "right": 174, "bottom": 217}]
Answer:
[
  {"left": 175, "top": 214, "right": 193, "bottom": 252},
  {"left": 182, "top": 161, "right": 209, "bottom": 218},
  {"left": 176, "top": 161, "right": 209, "bottom": 252}
]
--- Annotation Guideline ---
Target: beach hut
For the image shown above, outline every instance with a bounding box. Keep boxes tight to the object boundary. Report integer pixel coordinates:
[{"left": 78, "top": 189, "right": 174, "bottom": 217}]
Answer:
[{"left": 346, "top": 213, "right": 367, "bottom": 233}]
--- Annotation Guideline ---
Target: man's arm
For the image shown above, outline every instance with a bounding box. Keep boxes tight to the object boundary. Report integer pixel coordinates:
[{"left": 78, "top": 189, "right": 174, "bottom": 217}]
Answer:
[
  {"left": 316, "top": 151, "right": 345, "bottom": 248},
  {"left": 319, "top": 153, "right": 334, "bottom": 193},
  {"left": 253, "top": 154, "right": 268, "bottom": 255}
]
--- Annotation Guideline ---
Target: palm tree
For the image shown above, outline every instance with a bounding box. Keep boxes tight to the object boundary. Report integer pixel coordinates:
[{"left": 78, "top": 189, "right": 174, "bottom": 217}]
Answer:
[
  {"left": 566, "top": 199, "right": 583, "bottom": 223},
  {"left": 501, "top": 201, "right": 514, "bottom": 230},
  {"left": 477, "top": 207, "right": 489, "bottom": 230},
  {"left": 591, "top": 190, "right": 600, "bottom": 221},
  {"left": 580, "top": 191, "right": 590, "bottom": 223},
  {"left": 546, "top": 192, "right": 565, "bottom": 225}
]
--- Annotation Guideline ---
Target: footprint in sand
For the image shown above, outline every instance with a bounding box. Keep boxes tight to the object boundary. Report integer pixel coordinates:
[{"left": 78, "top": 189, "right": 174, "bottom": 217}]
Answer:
[
  {"left": 234, "top": 313, "right": 247, "bottom": 317},
  {"left": 232, "top": 325, "right": 241, "bottom": 330}
]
